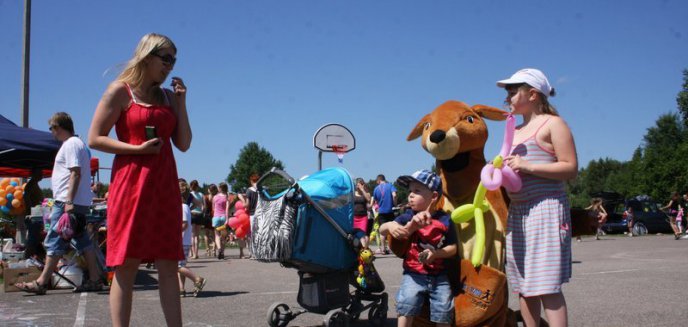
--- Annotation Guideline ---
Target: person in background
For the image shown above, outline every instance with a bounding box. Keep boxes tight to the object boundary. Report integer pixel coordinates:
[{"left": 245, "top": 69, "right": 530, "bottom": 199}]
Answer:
[
  {"left": 238, "top": 173, "right": 259, "bottom": 259},
  {"left": 212, "top": 183, "right": 229, "bottom": 260},
  {"left": 499, "top": 68, "right": 577, "bottom": 326},
  {"left": 353, "top": 178, "right": 372, "bottom": 248},
  {"left": 88, "top": 33, "right": 191, "bottom": 327},
  {"left": 585, "top": 198, "right": 608, "bottom": 241},
  {"left": 188, "top": 180, "right": 204, "bottom": 259},
  {"left": 91, "top": 182, "right": 107, "bottom": 203},
  {"left": 203, "top": 184, "right": 218, "bottom": 257},
  {"left": 371, "top": 174, "right": 397, "bottom": 255},
  {"left": 623, "top": 205, "right": 635, "bottom": 237},
  {"left": 21, "top": 168, "right": 45, "bottom": 245},
  {"left": 177, "top": 179, "right": 206, "bottom": 297},
  {"left": 15, "top": 112, "right": 101, "bottom": 294},
  {"left": 660, "top": 191, "right": 682, "bottom": 240}
]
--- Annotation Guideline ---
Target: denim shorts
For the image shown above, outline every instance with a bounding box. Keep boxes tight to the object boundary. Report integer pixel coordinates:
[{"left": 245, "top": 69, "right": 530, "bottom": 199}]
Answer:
[
  {"left": 395, "top": 272, "right": 454, "bottom": 324},
  {"left": 43, "top": 202, "right": 93, "bottom": 256},
  {"left": 212, "top": 216, "right": 226, "bottom": 228},
  {"left": 178, "top": 245, "right": 191, "bottom": 268}
]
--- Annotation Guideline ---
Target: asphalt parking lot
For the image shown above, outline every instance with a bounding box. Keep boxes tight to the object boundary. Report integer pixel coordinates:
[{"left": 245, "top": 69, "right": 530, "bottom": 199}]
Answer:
[{"left": 1, "top": 234, "right": 687, "bottom": 327}]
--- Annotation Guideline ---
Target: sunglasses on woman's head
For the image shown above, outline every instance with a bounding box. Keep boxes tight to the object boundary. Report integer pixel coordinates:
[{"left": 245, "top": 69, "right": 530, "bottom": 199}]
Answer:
[{"left": 151, "top": 52, "right": 176, "bottom": 66}]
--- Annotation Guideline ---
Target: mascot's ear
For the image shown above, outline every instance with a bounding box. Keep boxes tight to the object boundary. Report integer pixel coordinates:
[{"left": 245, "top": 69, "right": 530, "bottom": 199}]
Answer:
[
  {"left": 407, "top": 114, "right": 430, "bottom": 141},
  {"left": 472, "top": 104, "right": 508, "bottom": 121}
]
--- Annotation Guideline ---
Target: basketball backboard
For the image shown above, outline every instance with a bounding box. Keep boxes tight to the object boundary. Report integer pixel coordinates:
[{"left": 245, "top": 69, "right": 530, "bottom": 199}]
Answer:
[{"left": 313, "top": 124, "right": 355, "bottom": 153}]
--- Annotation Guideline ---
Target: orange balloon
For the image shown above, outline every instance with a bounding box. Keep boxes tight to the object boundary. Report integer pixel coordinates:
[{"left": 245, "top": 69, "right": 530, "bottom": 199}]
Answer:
[
  {"left": 0, "top": 178, "right": 9, "bottom": 186},
  {"left": 0, "top": 197, "right": 6, "bottom": 206},
  {"left": 11, "top": 199, "right": 21, "bottom": 208},
  {"left": 14, "top": 191, "right": 23, "bottom": 200},
  {"left": 0, "top": 189, "right": 6, "bottom": 198},
  {"left": 6, "top": 185, "right": 15, "bottom": 194}
]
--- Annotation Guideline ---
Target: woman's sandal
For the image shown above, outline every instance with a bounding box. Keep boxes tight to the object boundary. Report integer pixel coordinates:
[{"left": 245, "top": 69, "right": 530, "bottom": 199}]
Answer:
[{"left": 15, "top": 280, "right": 47, "bottom": 295}]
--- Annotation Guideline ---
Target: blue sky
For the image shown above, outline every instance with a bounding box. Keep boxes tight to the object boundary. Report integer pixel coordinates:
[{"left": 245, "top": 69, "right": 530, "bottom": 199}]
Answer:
[{"left": 1, "top": 1, "right": 687, "bottom": 189}]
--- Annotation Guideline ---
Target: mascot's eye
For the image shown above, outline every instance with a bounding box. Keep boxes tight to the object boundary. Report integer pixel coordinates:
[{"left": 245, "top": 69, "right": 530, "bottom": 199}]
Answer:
[
  {"left": 424, "top": 122, "right": 431, "bottom": 130},
  {"left": 467, "top": 116, "right": 475, "bottom": 123}
]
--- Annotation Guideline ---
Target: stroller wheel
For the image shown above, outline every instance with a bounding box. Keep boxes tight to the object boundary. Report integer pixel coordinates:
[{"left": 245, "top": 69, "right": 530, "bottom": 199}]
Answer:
[
  {"left": 367, "top": 303, "right": 387, "bottom": 327},
  {"left": 324, "top": 308, "right": 350, "bottom": 327},
  {"left": 267, "top": 302, "right": 291, "bottom": 327}
]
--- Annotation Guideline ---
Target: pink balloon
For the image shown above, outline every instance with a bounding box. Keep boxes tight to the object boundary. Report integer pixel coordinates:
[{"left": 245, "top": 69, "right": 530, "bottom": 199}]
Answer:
[
  {"left": 480, "top": 114, "right": 522, "bottom": 192},
  {"left": 501, "top": 166, "right": 522, "bottom": 192},
  {"left": 238, "top": 213, "right": 250, "bottom": 224},
  {"left": 481, "top": 165, "right": 502, "bottom": 191},
  {"left": 235, "top": 201, "right": 245, "bottom": 211},
  {"left": 227, "top": 217, "right": 241, "bottom": 229},
  {"left": 499, "top": 114, "right": 516, "bottom": 158},
  {"left": 234, "top": 209, "right": 245, "bottom": 217}
]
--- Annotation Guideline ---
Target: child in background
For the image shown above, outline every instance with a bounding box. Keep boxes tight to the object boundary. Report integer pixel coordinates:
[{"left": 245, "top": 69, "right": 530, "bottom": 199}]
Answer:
[
  {"left": 212, "top": 183, "right": 229, "bottom": 260},
  {"left": 177, "top": 179, "right": 206, "bottom": 297},
  {"left": 585, "top": 198, "right": 608, "bottom": 240},
  {"left": 379, "top": 169, "right": 457, "bottom": 327},
  {"left": 623, "top": 206, "right": 635, "bottom": 237},
  {"left": 676, "top": 206, "right": 683, "bottom": 235},
  {"left": 660, "top": 191, "right": 682, "bottom": 240},
  {"left": 499, "top": 68, "right": 577, "bottom": 326}
]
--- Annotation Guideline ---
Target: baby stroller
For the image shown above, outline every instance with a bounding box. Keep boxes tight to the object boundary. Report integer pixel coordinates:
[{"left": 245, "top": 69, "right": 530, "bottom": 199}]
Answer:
[{"left": 250, "top": 167, "right": 388, "bottom": 327}]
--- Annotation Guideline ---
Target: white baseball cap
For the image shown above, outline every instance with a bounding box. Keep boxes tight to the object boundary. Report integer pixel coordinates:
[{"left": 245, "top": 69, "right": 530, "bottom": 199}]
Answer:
[{"left": 497, "top": 68, "right": 555, "bottom": 97}]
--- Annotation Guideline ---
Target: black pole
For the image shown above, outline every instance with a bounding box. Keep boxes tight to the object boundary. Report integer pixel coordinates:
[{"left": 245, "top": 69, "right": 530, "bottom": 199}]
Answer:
[{"left": 20, "top": 0, "right": 31, "bottom": 128}]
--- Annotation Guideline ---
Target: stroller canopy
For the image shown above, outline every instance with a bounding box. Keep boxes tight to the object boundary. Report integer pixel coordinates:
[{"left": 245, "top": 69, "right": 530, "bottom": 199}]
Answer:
[{"left": 297, "top": 167, "right": 354, "bottom": 215}]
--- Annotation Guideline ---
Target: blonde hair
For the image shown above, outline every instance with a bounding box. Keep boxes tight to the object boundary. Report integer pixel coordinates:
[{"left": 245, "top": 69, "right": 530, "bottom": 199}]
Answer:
[
  {"left": 116, "top": 33, "right": 177, "bottom": 87},
  {"left": 513, "top": 83, "right": 559, "bottom": 116}
]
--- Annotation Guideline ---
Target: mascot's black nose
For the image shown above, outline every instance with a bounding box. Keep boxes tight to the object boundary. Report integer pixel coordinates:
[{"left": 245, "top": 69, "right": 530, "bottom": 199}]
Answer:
[{"left": 429, "top": 130, "right": 446, "bottom": 144}]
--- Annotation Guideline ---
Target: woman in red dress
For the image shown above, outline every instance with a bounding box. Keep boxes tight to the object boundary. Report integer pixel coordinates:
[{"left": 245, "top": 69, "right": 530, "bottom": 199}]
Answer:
[{"left": 88, "top": 33, "right": 192, "bottom": 327}]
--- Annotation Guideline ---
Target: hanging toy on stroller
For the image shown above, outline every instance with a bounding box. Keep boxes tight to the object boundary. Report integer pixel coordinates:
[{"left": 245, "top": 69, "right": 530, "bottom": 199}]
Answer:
[{"left": 250, "top": 167, "right": 388, "bottom": 327}]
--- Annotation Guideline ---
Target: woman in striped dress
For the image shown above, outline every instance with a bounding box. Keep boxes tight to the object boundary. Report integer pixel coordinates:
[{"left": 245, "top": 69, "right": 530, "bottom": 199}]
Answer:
[{"left": 497, "top": 68, "right": 578, "bottom": 327}]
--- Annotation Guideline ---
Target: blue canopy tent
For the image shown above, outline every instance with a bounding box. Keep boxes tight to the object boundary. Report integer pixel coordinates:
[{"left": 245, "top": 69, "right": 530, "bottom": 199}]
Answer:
[{"left": 0, "top": 114, "right": 60, "bottom": 178}]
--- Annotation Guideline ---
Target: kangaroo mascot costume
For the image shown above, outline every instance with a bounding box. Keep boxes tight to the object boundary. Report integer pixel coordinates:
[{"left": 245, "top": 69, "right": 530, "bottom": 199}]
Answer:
[{"left": 389, "top": 100, "right": 517, "bottom": 327}]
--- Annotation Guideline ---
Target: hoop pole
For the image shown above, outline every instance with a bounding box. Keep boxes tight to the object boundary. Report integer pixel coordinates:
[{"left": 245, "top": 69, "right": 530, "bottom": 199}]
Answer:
[{"left": 318, "top": 151, "right": 322, "bottom": 171}]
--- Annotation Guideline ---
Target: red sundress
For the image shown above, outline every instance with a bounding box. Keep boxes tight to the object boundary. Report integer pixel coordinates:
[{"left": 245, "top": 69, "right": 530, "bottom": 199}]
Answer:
[{"left": 106, "top": 84, "right": 183, "bottom": 267}]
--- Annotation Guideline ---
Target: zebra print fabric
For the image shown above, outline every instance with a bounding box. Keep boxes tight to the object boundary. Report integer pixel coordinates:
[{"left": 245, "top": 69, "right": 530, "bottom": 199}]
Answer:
[{"left": 250, "top": 194, "right": 298, "bottom": 262}]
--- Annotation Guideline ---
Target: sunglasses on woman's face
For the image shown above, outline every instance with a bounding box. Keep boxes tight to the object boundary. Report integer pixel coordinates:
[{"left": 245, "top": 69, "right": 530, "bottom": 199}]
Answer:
[{"left": 151, "top": 53, "right": 176, "bottom": 66}]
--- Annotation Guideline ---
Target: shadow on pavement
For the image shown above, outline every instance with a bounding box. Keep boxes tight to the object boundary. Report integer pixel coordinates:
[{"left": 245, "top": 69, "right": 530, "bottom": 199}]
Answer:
[{"left": 194, "top": 290, "right": 248, "bottom": 298}]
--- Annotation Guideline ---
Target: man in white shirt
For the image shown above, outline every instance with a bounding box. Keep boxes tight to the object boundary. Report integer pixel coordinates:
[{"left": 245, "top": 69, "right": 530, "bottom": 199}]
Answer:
[{"left": 15, "top": 112, "right": 102, "bottom": 294}]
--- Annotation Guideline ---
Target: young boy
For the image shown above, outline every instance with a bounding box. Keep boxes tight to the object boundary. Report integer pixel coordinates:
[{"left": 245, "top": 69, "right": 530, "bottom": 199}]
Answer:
[{"left": 379, "top": 169, "right": 457, "bottom": 327}]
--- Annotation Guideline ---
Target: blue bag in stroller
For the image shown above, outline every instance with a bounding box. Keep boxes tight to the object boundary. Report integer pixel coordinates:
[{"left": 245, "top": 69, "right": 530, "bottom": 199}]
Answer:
[
  {"left": 250, "top": 167, "right": 388, "bottom": 327},
  {"left": 250, "top": 167, "right": 357, "bottom": 272}
]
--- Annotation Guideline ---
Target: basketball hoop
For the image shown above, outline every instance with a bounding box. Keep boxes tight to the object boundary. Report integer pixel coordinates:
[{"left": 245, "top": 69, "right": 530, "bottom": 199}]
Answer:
[
  {"left": 313, "top": 124, "right": 355, "bottom": 170},
  {"left": 331, "top": 145, "right": 347, "bottom": 163}
]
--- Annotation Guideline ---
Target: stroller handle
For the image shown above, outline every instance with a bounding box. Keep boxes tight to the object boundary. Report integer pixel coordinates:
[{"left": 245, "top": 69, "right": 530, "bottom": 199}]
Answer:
[{"left": 257, "top": 168, "right": 297, "bottom": 200}]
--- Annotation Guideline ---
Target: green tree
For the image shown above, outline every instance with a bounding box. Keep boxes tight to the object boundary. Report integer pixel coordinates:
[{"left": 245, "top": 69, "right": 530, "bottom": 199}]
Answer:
[
  {"left": 677, "top": 69, "right": 688, "bottom": 127},
  {"left": 569, "top": 69, "right": 688, "bottom": 205},
  {"left": 639, "top": 113, "right": 687, "bottom": 200},
  {"left": 226, "top": 142, "right": 284, "bottom": 192}
]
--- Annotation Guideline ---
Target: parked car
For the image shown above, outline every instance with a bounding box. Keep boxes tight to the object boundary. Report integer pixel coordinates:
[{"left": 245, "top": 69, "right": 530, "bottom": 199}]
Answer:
[{"left": 594, "top": 192, "right": 673, "bottom": 235}]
